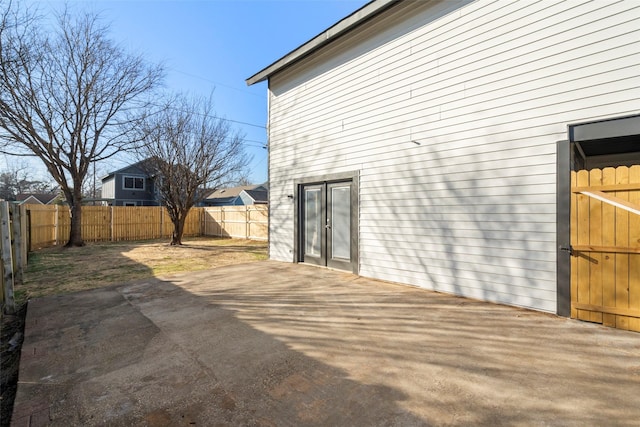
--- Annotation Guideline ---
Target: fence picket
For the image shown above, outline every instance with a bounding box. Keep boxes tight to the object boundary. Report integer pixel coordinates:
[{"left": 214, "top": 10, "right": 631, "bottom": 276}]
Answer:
[
  {"left": 22, "top": 205, "right": 268, "bottom": 249},
  {"left": 588, "top": 169, "right": 603, "bottom": 324},
  {"left": 202, "top": 206, "right": 268, "bottom": 240},
  {"left": 602, "top": 167, "right": 616, "bottom": 327},
  {"left": 628, "top": 166, "right": 640, "bottom": 331}
]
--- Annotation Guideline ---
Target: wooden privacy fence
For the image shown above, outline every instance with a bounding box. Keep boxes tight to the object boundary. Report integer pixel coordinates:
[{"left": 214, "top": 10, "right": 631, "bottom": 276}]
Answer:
[
  {"left": 24, "top": 204, "right": 268, "bottom": 250},
  {"left": 571, "top": 165, "right": 640, "bottom": 332},
  {"left": 203, "top": 206, "right": 268, "bottom": 240},
  {"left": 1, "top": 202, "right": 26, "bottom": 314},
  {"left": 26, "top": 205, "right": 202, "bottom": 249}
]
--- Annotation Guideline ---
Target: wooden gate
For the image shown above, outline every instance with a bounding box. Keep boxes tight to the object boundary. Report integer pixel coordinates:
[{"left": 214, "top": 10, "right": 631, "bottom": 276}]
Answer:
[{"left": 571, "top": 165, "right": 640, "bottom": 332}]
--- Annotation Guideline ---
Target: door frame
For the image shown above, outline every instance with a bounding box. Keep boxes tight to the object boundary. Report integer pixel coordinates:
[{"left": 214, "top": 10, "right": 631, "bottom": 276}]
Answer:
[
  {"left": 559, "top": 114, "right": 640, "bottom": 318},
  {"left": 557, "top": 139, "right": 571, "bottom": 317},
  {"left": 293, "top": 171, "right": 359, "bottom": 274}
]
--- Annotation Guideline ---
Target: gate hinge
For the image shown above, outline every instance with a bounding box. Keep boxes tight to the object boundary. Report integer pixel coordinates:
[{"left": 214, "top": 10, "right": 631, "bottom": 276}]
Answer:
[{"left": 560, "top": 245, "right": 574, "bottom": 256}]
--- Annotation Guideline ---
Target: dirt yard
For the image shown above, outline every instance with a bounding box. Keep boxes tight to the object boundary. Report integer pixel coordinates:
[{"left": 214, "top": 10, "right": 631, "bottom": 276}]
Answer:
[
  {"left": 17, "top": 237, "right": 268, "bottom": 302},
  {"left": 1, "top": 237, "right": 267, "bottom": 426}
]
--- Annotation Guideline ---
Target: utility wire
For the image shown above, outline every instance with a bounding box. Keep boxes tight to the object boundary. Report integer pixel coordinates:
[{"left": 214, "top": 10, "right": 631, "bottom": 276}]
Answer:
[
  {"left": 143, "top": 100, "right": 267, "bottom": 130},
  {"left": 170, "top": 68, "right": 265, "bottom": 99}
]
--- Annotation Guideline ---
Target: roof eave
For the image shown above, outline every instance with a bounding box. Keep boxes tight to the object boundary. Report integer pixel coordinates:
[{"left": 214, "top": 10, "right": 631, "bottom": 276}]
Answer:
[{"left": 245, "top": 0, "right": 400, "bottom": 86}]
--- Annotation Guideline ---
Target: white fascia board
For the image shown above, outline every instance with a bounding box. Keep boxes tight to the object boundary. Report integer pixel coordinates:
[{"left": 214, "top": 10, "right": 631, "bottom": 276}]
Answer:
[{"left": 245, "top": 0, "right": 399, "bottom": 86}]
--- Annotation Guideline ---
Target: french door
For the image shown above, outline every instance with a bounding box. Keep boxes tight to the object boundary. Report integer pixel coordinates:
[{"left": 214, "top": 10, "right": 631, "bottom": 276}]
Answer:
[{"left": 301, "top": 180, "right": 353, "bottom": 271}]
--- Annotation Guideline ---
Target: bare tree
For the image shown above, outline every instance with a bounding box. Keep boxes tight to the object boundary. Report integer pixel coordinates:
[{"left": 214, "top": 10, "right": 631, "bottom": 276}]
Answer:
[
  {"left": 0, "top": 160, "right": 57, "bottom": 200},
  {"left": 228, "top": 173, "right": 253, "bottom": 187},
  {"left": 139, "top": 94, "right": 249, "bottom": 245},
  {"left": 81, "top": 160, "right": 108, "bottom": 203},
  {"left": 0, "top": 4, "right": 163, "bottom": 246}
]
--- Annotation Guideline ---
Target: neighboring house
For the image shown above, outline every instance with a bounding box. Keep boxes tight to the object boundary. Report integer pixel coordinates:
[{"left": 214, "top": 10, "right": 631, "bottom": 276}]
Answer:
[
  {"left": 247, "top": 1, "right": 640, "bottom": 319},
  {"left": 203, "top": 184, "right": 268, "bottom": 206},
  {"left": 238, "top": 188, "right": 268, "bottom": 205},
  {"left": 101, "top": 160, "right": 159, "bottom": 206},
  {"left": 16, "top": 193, "right": 59, "bottom": 205}
]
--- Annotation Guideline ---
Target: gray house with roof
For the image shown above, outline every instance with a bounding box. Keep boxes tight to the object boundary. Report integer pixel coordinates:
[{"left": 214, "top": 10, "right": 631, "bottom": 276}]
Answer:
[
  {"left": 203, "top": 184, "right": 268, "bottom": 207},
  {"left": 16, "top": 193, "right": 59, "bottom": 205},
  {"left": 101, "top": 160, "right": 160, "bottom": 206}
]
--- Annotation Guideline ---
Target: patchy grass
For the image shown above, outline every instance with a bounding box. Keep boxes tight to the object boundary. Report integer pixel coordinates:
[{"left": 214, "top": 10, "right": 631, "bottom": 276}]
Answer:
[{"left": 19, "top": 237, "right": 267, "bottom": 302}]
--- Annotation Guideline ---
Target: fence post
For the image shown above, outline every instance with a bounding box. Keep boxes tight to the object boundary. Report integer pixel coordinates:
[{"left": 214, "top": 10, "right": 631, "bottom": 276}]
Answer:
[
  {"left": 202, "top": 208, "right": 207, "bottom": 236},
  {"left": 1, "top": 202, "right": 16, "bottom": 314},
  {"left": 245, "top": 206, "right": 249, "bottom": 239},
  {"left": 20, "top": 205, "right": 28, "bottom": 263},
  {"left": 11, "top": 204, "right": 23, "bottom": 288},
  {"left": 54, "top": 205, "right": 59, "bottom": 245},
  {"left": 216, "top": 208, "right": 221, "bottom": 237},
  {"left": 221, "top": 207, "right": 225, "bottom": 238},
  {"left": 110, "top": 206, "right": 114, "bottom": 242},
  {"left": 26, "top": 208, "right": 32, "bottom": 254},
  {"left": 200, "top": 208, "right": 204, "bottom": 237}
]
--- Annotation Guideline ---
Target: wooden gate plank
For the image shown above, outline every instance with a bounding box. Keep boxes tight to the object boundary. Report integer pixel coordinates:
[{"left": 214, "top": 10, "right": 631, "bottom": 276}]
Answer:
[
  {"left": 576, "top": 170, "right": 591, "bottom": 322},
  {"left": 601, "top": 167, "right": 616, "bottom": 327},
  {"left": 628, "top": 165, "right": 640, "bottom": 332},
  {"left": 572, "top": 183, "right": 640, "bottom": 192},
  {"left": 615, "top": 167, "right": 630, "bottom": 330},
  {"left": 579, "top": 191, "right": 640, "bottom": 216},
  {"left": 572, "top": 245, "right": 640, "bottom": 254},
  {"left": 588, "top": 169, "right": 603, "bottom": 323},
  {"left": 572, "top": 302, "right": 640, "bottom": 318}
]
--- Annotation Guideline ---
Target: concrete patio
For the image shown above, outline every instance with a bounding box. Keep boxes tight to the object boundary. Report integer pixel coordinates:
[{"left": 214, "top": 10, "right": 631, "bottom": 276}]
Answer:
[{"left": 12, "top": 261, "right": 640, "bottom": 426}]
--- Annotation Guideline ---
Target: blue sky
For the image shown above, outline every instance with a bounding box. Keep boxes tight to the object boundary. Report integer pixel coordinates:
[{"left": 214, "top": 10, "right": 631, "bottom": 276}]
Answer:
[{"left": 14, "top": 0, "right": 370, "bottom": 185}]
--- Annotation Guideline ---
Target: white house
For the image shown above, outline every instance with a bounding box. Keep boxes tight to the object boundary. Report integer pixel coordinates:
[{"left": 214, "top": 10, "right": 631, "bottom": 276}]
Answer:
[{"left": 247, "top": 0, "right": 640, "bottom": 318}]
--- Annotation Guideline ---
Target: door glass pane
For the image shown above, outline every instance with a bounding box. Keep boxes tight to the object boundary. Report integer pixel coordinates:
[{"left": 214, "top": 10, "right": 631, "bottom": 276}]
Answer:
[
  {"left": 331, "top": 186, "right": 350, "bottom": 260},
  {"left": 304, "top": 188, "right": 321, "bottom": 256}
]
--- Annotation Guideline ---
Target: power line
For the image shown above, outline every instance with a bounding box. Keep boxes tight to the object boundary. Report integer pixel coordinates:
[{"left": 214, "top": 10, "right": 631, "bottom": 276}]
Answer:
[
  {"left": 222, "top": 117, "right": 266, "bottom": 130},
  {"left": 251, "top": 151, "right": 268, "bottom": 171},
  {"left": 130, "top": 102, "right": 268, "bottom": 148},
  {"left": 244, "top": 138, "right": 268, "bottom": 147},
  {"left": 144, "top": 100, "right": 267, "bottom": 130},
  {"left": 169, "top": 68, "right": 265, "bottom": 99}
]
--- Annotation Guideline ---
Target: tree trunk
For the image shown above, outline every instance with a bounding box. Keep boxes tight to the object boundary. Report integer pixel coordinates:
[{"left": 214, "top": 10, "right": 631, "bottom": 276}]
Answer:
[
  {"left": 170, "top": 213, "right": 186, "bottom": 245},
  {"left": 65, "top": 191, "right": 85, "bottom": 247}
]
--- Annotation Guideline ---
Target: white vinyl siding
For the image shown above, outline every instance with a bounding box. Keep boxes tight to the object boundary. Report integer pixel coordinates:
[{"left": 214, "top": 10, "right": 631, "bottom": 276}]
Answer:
[
  {"left": 101, "top": 177, "right": 115, "bottom": 199},
  {"left": 267, "top": 0, "right": 640, "bottom": 312}
]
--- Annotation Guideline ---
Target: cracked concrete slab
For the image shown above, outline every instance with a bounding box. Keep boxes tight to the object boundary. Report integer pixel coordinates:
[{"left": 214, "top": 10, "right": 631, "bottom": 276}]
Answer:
[{"left": 12, "top": 261, "right": 640, "bottom": 426}]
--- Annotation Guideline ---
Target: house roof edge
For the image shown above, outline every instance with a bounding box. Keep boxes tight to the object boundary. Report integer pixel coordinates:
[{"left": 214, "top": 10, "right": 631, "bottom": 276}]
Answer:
[{"left": 245, "top": 0, "right": 400, "bottom": 86}]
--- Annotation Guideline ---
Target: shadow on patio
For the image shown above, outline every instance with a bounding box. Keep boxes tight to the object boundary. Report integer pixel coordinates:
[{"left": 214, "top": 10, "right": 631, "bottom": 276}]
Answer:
[{"left": 13, "top": 261, "right": 640, "bottom": 426}]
